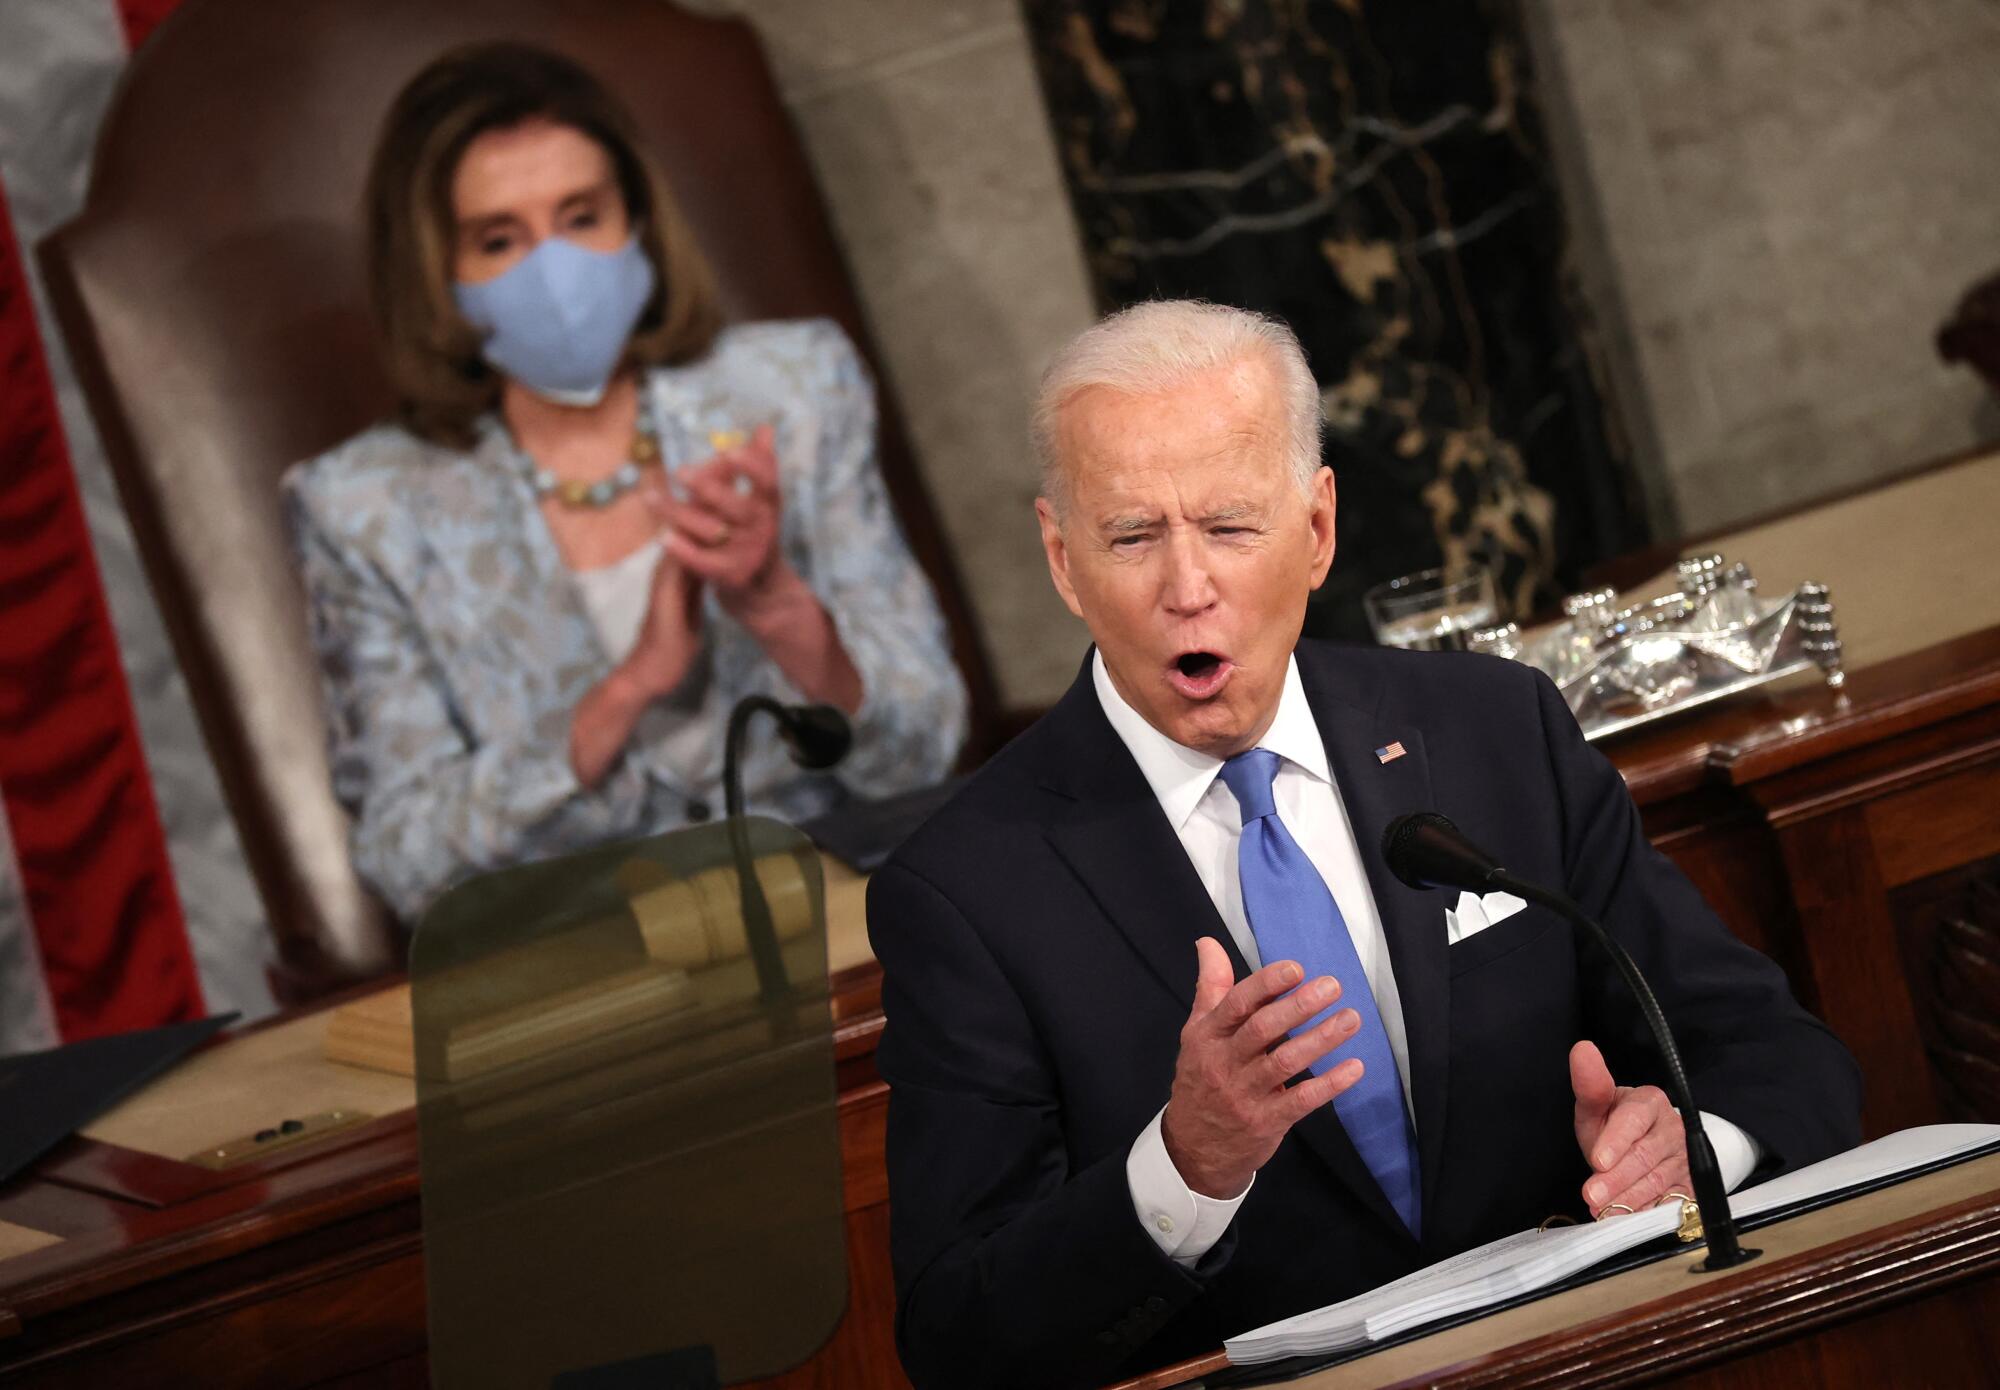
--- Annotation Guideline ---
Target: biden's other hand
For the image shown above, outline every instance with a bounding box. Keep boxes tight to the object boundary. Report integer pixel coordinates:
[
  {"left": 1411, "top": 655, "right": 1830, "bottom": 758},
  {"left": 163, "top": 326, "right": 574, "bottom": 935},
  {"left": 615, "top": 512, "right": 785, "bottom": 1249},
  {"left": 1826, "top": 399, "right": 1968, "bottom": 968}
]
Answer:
[{"left": 1570, "top": 1039, "right": 1690, "bottom": 1217}]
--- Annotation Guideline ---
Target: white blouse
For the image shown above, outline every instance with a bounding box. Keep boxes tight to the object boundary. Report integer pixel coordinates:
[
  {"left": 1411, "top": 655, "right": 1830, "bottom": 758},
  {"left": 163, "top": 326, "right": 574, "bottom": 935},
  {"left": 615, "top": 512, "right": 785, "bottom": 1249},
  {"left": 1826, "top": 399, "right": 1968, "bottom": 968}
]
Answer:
[{"left": 571, "top": 538, "right": 662, "bottom": 663}]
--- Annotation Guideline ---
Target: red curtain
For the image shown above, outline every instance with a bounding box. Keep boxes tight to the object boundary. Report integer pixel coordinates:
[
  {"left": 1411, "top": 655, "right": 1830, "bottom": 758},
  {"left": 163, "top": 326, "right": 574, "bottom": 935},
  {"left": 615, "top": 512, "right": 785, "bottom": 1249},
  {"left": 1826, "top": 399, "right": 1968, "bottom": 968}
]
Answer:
[{"left": 0, "top": 177, "right": 203, "bottom": 1040}]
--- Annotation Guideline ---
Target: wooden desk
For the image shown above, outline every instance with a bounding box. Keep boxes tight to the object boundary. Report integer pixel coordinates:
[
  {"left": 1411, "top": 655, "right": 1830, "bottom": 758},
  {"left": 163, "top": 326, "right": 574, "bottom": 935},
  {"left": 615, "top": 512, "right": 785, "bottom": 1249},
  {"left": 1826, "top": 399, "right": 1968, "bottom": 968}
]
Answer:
[
  {"left": 4, "top": 453, "right": 1997, "bottom": 1385},
  {"left": 1126, "top": 1151, "right": 2000, "bottom": 1389}
]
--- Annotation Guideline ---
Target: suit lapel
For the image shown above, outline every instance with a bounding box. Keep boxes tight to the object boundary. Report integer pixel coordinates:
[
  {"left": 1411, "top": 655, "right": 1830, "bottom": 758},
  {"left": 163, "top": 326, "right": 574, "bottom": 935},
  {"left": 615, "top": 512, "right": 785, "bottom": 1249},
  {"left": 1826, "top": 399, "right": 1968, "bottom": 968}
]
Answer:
[
  {"left": 1297, "top": 648, "right": 1454, "bottom": 1230},
  {"left": 1036, "top": 664, "right": 1252, "bottom": 1001}
]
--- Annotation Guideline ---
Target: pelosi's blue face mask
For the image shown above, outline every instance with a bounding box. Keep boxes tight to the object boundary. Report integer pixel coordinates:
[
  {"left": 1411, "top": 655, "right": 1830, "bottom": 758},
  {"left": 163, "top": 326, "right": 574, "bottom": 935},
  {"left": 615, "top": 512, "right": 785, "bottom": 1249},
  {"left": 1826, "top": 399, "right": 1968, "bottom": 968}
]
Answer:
[{"left": 452, "top": 234, "right": 657, "bottom": 407}]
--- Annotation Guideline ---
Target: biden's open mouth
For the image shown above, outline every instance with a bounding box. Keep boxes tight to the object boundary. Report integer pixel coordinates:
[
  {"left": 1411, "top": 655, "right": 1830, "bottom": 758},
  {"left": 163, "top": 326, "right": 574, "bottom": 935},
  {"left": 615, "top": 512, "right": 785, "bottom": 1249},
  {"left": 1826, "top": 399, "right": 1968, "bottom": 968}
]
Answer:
[{"left": 1166, "top": 650, "right": 1234, "bottom": 700}]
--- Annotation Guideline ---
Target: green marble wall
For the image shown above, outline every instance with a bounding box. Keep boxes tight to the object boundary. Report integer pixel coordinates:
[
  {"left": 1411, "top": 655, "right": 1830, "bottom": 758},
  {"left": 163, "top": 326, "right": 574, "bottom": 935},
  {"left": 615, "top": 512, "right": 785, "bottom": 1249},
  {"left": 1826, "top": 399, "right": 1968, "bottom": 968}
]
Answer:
[{"left": 1023, "top": 0, "right": 1648, "bottom": 637}]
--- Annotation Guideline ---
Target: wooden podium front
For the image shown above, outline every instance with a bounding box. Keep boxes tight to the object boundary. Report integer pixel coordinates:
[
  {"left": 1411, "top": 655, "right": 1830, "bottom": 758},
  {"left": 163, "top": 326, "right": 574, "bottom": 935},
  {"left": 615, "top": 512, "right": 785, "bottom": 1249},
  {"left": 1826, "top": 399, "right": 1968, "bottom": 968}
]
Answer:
[
  {"left": 4, "top": 450, "right": 1999, "bottom": 1386},
  {"left": 1122, "top": 1151, "right": 2000, "bottom": 1390}
]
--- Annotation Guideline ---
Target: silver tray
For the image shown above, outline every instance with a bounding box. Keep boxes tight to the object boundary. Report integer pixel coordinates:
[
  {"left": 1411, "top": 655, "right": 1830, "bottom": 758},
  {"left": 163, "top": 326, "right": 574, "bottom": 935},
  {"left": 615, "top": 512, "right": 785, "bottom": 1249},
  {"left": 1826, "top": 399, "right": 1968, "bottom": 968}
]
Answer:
[{"left": 1467, "top": 554, "right": 1845, "bottom": 742}]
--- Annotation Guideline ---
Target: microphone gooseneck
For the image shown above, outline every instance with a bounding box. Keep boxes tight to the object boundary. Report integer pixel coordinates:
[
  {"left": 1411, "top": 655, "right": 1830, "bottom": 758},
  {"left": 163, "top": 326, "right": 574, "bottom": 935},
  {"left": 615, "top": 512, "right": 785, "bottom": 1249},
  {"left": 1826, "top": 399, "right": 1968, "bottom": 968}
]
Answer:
[
  {"left": 1380, "top": 812, "right": 1760, "bottom": 1272},
  {"left": 723, "top": 696, "right": 854, "bottom": 1002}
]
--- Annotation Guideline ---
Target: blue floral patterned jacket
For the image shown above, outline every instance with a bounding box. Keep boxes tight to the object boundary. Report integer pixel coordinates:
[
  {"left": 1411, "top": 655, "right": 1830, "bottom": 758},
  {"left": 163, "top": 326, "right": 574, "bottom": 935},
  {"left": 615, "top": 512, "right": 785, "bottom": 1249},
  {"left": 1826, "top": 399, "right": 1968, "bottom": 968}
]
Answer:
[{"left": 284, "top": 319, "right": 967, "bottom": 920}]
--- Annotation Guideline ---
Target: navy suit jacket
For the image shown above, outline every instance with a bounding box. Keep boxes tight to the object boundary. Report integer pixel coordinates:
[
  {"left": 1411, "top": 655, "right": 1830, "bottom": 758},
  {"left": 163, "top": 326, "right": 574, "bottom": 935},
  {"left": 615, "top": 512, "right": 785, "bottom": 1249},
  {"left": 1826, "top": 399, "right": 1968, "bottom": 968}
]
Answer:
[{"left": 866, "top": 641, "right": 1861, "bottom": 1388}]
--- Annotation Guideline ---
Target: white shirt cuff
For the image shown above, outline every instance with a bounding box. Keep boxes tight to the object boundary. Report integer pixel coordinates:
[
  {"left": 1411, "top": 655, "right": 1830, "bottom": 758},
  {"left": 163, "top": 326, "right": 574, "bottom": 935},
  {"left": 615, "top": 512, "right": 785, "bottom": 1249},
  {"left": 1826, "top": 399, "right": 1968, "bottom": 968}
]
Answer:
[
  {"left": 1126, "top": 1107, "right": 1252, "bottom": 1267},
  {"left": 1701, "top": 1111, "right": 1763, "bottom": 1192}
]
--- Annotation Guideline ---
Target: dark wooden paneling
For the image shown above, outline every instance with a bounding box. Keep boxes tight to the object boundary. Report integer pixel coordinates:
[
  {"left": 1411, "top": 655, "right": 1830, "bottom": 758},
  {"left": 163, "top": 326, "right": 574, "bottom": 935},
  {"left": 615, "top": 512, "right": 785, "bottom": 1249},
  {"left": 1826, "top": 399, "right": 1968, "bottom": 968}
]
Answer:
[
  {"left": 1648, "top": 800, "right": 1799, "bottom": 988},
  {"left": 1766, "top": 806, "right": 1941, "bottom": 1136},
  {"left": 1889, "top": 858, "right": 2000, "bottom": 1124},
  {"left": 6, "top": 1238, "right": 426, "bottom": 1390},
  {"left": 1662, "top": 1277, "right": 2000, "bottom": 1388},
  {"left": 307, "top": 1351, "right": 431, "bottom": 1389},
  {"left": 1868, "top": 758, "right": 2000, "bottom": 889},
  {"left": 838, "top": 1083, "right": 889, "bottom": 1214}
]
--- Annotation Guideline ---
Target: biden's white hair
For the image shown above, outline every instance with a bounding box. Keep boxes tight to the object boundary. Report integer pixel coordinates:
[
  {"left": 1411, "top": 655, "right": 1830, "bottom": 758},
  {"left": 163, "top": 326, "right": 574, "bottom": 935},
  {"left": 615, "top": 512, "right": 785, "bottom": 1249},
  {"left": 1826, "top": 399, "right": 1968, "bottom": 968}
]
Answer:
[{"left": 1032, "top": 299, "right": 1324, "bottom": 518}]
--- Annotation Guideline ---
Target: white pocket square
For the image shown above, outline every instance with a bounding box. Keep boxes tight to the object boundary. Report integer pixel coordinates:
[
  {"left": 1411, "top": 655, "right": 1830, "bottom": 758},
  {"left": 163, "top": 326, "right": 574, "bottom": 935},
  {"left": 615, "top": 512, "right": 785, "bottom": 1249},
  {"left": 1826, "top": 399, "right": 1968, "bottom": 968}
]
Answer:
[{"left": 1445, "top": 890, "right": 1528, "bottom": 946}]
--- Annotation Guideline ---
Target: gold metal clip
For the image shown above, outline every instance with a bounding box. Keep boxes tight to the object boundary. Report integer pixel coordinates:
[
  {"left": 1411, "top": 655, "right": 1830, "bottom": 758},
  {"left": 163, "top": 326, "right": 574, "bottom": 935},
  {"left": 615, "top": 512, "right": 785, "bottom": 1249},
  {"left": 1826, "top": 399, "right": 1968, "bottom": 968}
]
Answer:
[{"left": 1666, "top": 1191, "right": 1704, "bottom": 1244}]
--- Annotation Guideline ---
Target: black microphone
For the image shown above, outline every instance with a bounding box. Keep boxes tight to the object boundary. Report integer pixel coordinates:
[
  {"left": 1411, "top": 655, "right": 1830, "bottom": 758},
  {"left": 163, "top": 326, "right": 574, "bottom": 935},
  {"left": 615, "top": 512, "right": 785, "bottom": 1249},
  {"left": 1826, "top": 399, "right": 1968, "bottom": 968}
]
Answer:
[
  {"left": 723, "top": 697, "right": 854, "bottom": 1001},
  {"left": 1381, "top": 811, "right": 1506, "bottom": 894},
  {"left": 1381, "top": 811, "right": 1760, "bottom": 1272}
]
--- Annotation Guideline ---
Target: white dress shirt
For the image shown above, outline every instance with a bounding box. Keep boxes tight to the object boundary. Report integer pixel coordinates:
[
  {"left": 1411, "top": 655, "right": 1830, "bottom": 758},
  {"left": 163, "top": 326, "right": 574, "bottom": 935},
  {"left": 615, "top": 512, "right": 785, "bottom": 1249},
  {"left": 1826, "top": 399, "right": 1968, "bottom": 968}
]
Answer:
[{"left": 1094, "top": 653, "right": 1761, "bottom": 1266}]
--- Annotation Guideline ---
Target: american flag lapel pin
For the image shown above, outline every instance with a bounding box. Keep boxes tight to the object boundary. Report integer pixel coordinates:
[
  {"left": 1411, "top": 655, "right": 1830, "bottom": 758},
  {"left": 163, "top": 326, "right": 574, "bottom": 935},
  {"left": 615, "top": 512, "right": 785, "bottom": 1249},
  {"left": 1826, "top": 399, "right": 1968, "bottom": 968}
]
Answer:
[{"left": 1375, "top": 741, "right": 1407, "bottom": 765}]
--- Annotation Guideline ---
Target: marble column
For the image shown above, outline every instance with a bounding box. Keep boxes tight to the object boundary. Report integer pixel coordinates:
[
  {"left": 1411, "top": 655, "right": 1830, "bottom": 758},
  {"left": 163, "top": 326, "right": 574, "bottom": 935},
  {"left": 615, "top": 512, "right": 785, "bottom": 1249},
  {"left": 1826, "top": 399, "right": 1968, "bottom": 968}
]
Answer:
[{"left": 1021, "top": 0, "right": 1646, "bottom": 637}]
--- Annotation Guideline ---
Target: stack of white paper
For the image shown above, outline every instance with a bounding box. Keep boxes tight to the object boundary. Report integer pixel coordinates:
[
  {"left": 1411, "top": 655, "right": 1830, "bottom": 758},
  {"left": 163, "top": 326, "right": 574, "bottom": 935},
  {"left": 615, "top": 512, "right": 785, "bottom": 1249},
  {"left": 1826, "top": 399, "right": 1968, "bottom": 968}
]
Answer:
[
  {"left": 1727, "top": 1123, "right": 1997, "bottom": 1221},
  {"left": 1226, "top": 1124, "right": 2000, "bottom": 1366}
]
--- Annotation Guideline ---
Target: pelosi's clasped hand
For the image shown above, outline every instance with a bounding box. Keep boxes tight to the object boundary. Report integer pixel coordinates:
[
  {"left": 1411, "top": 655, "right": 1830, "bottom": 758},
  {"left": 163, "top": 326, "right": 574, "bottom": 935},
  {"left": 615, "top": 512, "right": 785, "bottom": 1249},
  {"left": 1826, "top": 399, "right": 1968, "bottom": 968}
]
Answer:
[
  {"left": 649, "top": 423, "right": 786, "bottom": 613},
  {"left": 614, "top": 550, "right": 705, "bottom": 702},
  {"left": 1161, "top": 936, "right": 1367, "bottom": 1201},
  {"left": 638, "top": 421, "right": 864, "bottom": 715}
]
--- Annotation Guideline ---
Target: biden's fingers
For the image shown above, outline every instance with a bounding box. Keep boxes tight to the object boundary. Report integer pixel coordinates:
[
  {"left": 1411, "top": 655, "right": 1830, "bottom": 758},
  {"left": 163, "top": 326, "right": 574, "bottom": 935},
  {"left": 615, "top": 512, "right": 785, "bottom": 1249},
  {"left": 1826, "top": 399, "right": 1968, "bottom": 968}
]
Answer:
[
  {"left": 1235, "top": 974, "right": 1342, "bottom": 1056},
  {"left": 1260, "top": 1007, "right": 1361, "bottom": 1087},
  {"left": 1203, "top": 958, "right": 1305, "bottom": 1037},
  {"left": 1569, "top": 1040, "right": 1618, "bottom": 1133},
  {"left": 1280, "top": 1056, "right": 1365, "bottom": 1123},
  {"left": 1586, "top": 1085, "right": 1670, "bottom": 1174},
  {"left": 1593, "top": 1150, "right": 1689, "bottom": 1218},
  {"left": 1186, "top": 936, "right": 1236, "bottom": 1025},
  {"left": 1585, "top": 1101, "right": 1682, "bottom": 1209}
]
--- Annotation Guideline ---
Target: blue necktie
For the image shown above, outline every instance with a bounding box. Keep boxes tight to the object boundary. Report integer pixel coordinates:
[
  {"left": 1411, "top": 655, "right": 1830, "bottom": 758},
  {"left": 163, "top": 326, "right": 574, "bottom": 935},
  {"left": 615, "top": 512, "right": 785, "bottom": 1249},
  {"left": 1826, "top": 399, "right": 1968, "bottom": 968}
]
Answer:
[{"left": 1219, "top": 748, "right": 1421, "bottom": 1235}]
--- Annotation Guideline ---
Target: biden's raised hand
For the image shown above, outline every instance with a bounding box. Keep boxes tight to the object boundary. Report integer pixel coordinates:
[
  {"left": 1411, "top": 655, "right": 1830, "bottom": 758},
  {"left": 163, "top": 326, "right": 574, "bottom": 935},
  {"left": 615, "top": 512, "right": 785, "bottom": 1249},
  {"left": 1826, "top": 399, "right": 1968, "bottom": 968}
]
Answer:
[{"left": 1161, "top": 937, "right": 1365, "bottom": 1199}]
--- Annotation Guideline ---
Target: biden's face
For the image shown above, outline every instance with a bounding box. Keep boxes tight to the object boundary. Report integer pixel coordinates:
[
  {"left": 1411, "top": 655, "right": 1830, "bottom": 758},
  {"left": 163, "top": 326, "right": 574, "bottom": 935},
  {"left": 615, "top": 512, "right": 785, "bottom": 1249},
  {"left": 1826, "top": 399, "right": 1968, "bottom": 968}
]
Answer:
[{"left": 1037, "top": 354, "right": 1336, "bottom": 759}]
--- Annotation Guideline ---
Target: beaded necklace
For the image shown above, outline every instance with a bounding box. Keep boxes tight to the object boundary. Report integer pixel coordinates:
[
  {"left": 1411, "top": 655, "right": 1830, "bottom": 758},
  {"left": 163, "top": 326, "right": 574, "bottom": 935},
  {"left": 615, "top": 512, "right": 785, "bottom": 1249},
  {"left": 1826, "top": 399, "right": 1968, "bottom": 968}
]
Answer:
[{"left": 521, "top": 390, "right": 665, "bottom": 510}]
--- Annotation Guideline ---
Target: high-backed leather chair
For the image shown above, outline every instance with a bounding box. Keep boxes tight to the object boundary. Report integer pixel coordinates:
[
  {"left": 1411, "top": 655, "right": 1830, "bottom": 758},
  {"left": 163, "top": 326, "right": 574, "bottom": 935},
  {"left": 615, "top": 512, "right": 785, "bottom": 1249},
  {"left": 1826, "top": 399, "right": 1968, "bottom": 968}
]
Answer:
[{"left": 40, "top": 0, "right": 1001, "bottom": 999}]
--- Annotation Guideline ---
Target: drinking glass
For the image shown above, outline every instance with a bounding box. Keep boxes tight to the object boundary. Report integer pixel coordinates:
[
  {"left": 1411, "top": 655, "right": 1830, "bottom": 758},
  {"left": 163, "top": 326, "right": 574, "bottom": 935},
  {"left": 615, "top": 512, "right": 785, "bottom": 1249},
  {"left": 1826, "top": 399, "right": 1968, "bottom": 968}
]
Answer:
[{"left": 1365, "top": 564, "right": 1501, "bottom": 652}]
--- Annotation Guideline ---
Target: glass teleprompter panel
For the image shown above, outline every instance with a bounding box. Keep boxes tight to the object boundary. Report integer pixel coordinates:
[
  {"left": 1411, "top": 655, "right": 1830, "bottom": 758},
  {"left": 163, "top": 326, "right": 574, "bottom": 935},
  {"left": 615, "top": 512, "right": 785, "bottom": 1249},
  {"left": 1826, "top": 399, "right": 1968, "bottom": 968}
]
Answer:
[{"left": 412, "top": 817, "right": 844, "bottom": 1389}]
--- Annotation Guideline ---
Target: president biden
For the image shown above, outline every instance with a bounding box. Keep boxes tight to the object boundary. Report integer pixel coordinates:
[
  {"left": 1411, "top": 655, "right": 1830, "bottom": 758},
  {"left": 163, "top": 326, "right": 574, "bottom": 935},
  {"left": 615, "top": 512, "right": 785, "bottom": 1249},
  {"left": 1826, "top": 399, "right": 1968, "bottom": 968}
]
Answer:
[{"left": 866, "top": 300, "right": 1861, "bottom": 1388}]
